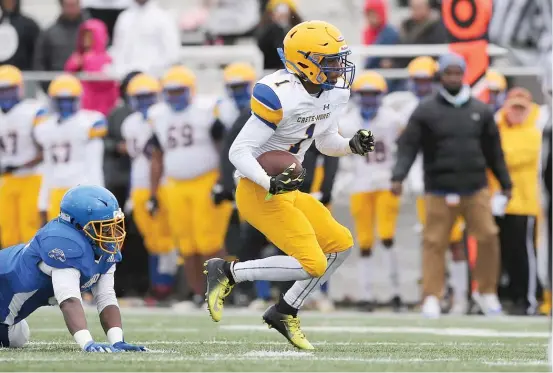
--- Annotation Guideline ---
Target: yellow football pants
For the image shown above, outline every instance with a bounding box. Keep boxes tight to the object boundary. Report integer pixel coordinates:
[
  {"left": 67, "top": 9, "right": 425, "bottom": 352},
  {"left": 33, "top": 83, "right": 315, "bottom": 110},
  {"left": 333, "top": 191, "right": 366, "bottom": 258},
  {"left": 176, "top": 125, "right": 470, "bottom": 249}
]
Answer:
[
  {"left": 131, "top": 187, "right": 174, "bottom": 254},
  {"left": 416, "top": 197, "right": 465, "bottom": 243},
  {"left": 350, "top": 190, "right": 400, "bottom": 250},
  {"left": 235, "top": 178, "right": 353, "bottom": 278},
  {"left": 0, "top": 174, "right": 42, "bottom": 247},
  {"left": 166, "top": 170, "right": 232, "bottom": 257},
  {"left": 47, "top": 188, "right": 70, "bottom": 221}
]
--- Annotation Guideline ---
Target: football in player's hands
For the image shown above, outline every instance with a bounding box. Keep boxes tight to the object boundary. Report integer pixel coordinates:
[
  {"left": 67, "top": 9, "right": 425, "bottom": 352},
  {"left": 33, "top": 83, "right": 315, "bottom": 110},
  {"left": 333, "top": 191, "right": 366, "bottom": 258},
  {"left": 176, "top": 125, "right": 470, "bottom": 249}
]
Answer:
[
  {"left": 349, "top": 130, "right": 375, "bottom": 156},
  {"left": 257, "top": 150, "right": 303, "bottom": 177}
]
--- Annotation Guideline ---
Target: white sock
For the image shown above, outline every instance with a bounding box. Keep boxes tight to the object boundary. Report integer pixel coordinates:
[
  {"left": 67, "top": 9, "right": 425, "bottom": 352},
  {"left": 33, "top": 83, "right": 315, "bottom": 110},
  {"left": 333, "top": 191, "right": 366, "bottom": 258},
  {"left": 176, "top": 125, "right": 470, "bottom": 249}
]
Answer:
[
  {"left": 450, "top": 260, "right": 468, "bottom": 304},
  {"left": 232, "top": 256, "right": 311, "bottom": 283},
  {"left": 283, "top": 249, "right": 351, "bottom": 309},
  {"left": 359, "top": 255, "right": 374, "bottom": 301},
  {"left": 382, "top": 244, "right": 400, "bottom": 296},
  {"left": 158, "top": 249, "right": 178, "bottom": 275}
]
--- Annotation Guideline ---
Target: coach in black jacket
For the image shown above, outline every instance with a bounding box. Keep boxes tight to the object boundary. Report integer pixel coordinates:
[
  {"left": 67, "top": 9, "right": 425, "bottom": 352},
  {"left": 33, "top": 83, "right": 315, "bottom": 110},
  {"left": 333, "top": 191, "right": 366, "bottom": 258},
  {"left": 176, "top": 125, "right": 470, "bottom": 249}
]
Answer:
[{"left": 391, "top": 53, "right": 512, "bottom": 316}]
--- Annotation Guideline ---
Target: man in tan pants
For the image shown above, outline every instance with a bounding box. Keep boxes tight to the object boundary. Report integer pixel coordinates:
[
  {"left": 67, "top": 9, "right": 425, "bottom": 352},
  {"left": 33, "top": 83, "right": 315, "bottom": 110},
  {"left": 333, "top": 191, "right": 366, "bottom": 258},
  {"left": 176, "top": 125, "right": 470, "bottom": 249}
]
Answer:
[{"left": 391, "top": 54, "right": 512, "bottom": 318}]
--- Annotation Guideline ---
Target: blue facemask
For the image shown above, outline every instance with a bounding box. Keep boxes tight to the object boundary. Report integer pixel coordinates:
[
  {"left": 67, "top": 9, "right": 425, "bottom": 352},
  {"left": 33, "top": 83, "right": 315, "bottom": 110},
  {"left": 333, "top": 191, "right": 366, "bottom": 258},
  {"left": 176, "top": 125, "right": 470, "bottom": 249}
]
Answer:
[
  {"left": 227, "top": 83, "right": 251, "bottom": 111},
  {"left": 489, "top": 90, "right": 506, "bottom": 113},
  {"left": 53, "top": 97, "right": 79, "bottom": 120},
  {"left": 130, "top": 94, "right": 157, "bottom": 119},
  {"left": 0, "top": 86, "right": 20, "bottom": 113},
  {"left": 408, "top": 78, "right": 435, "bottom": 99},
  {"left": 355, "top": 92, "right": 382, "bottom": 121},
  {"left": 164, "top": 88, "right": 190, "bottom": 112}
]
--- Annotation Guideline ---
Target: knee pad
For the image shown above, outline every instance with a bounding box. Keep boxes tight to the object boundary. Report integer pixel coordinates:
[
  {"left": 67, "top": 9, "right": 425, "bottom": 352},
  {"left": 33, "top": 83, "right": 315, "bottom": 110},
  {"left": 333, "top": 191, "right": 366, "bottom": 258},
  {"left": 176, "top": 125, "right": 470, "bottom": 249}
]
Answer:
[
  {"left": 8, "top": 320, "right": 30, "bottom": 348},
  {"left": 381, "top": 239, "right": 394, "bottom": 248},
  {"left": 302, "top": 253, "right": 328, "bottom": 278}
]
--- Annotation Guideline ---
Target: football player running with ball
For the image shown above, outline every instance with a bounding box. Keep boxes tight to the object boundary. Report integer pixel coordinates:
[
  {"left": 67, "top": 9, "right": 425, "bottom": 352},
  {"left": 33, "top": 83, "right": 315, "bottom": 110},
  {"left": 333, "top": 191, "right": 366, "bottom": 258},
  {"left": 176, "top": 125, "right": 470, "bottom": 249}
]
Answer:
[{"left": 204, "top": 20, "right": 374, "bottom": 350}]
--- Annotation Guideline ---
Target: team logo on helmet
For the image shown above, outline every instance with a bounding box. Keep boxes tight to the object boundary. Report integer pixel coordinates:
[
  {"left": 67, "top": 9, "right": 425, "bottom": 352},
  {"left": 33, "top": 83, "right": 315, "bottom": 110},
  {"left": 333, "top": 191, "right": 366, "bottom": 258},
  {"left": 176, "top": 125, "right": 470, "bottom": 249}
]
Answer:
[{"left": 48, "top": 248, "right": 66, "bottom": 263}]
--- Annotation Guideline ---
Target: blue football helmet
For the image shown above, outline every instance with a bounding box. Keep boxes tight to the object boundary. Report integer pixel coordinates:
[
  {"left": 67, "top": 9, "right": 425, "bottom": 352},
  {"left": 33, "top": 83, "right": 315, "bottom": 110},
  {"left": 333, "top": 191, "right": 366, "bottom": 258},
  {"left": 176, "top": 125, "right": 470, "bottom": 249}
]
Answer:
[{"left": 59, "top": 185, "right": 126, "bottom": 256}]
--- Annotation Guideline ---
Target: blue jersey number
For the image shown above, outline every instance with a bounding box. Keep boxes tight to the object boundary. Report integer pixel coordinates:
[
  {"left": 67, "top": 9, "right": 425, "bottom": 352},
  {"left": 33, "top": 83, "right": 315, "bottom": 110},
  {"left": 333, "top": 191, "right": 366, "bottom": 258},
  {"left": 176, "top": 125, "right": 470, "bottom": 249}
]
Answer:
[{"left": 289, "top": 123, "right": 316, "bottom": 154}]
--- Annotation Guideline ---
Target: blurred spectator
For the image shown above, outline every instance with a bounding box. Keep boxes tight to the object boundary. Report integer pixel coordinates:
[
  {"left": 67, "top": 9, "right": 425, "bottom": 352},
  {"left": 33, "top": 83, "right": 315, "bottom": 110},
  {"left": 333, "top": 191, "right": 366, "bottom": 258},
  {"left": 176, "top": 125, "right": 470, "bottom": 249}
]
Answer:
[
  {"left": 485, "top": 69, "right": 507, "bottom": 113},
  {"left": 204, "top": 0, "right": 260, "bottom": 45},
  {"left": 111, "top": 0, "right": 180, "bottom": 77},
  {"left": 362, "top": 0, "right": 401, "bottom": 91},
  {"left": 33, "top": 0, "right": 88, "bottom": 91},
  {"left": 103, "top": 70, "right": 137, "bottom": 208},
  {"left": 0, "top": 0, "right": 40, "bottom": 70},
  {"left": 256, "top": 0, "right": 302, "bottom": 70},
  {"left": 397, "top": 0, "right": 447, "bottom": 66},
  {"left": 490, "top": 88, "right": 542, "bottom": 315},
  {"left": 81, "top": 0, "right": 131, "bottom": 42},
  {"left": 64, "top": 19, "right": 118, "bottom": 116},
  {"left": 391, "top": 54, "right": 512, "bottom": 318}
]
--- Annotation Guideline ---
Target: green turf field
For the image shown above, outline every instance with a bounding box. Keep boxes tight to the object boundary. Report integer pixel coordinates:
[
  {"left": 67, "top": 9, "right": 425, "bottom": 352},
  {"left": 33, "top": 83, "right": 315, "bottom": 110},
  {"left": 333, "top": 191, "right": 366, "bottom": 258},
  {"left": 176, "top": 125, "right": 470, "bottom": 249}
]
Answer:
[{"left": 1, "top": 307, "right": 550, "bottom": 371}]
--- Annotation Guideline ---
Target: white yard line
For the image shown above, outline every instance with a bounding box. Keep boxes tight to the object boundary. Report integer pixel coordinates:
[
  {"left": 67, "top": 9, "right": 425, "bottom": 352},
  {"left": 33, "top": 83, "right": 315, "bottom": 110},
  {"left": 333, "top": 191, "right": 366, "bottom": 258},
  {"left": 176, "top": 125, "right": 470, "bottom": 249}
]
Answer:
[
  {"left": 0, "top": 355, "right": 548, "bottom": 366},
  {"left": 219, "top": 325, "right": 550, "bottom": 338}
]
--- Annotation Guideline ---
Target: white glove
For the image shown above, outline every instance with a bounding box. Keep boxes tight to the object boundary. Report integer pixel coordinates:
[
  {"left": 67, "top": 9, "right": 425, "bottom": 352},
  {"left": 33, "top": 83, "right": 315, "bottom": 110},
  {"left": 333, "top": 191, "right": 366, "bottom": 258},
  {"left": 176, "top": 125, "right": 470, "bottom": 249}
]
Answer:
[{"left": 491, "top": 193, "right": 509, "bottom": 217}]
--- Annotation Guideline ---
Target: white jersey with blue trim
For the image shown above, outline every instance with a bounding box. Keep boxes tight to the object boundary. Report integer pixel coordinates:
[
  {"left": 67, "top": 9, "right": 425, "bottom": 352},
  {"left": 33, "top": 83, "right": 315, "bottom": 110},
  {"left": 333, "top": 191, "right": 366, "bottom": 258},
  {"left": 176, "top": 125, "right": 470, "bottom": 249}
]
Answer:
[
  {"left": 214, "top": 96, "right": 240, "bottom": 129},
  {"left": 34, "top": 110, "right": 107, "bottom": 188},
  {"left": 0, "top": 99, "right": 47, "bottom": 176},
  {"left": 340, "top": 102, "right": 404, "bottom": 193},
  {"left": 383, "top": 91, "right": 424, "bottom": 194},
  {"left": 247, "top": 70, "right": 349, "bottom": 163},
  {"left": 149, "top": 97, "right": 218, "bottom": 180}
]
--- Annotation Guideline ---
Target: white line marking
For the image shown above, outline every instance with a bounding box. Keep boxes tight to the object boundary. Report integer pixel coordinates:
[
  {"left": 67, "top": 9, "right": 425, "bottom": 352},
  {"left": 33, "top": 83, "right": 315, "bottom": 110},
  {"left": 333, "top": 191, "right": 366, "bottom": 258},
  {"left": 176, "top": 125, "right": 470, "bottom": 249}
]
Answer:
[
  {"left": 242, "top": 350, "right": 313, "bottom": 358},
  {"left": 31, "top": 328, "right": 200, "bottom": 333},
  {"left": 220, "top": 325, "right": 550, "bottom": 338}
]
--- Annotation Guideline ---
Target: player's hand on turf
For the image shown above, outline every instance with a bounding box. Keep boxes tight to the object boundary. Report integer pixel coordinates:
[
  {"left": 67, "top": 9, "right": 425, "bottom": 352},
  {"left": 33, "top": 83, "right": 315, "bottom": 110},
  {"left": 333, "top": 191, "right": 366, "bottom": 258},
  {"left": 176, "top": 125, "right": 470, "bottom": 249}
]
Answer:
[
  {"left": 269, "top": 164, "right": 306, "bottom": 195},
  {"left": 212, "top": 182, "right": 234, "bottom": 205},
  {"left": 112, "top": 341, "right": 148, "bottom": 352},
  {"left": 146, "top": 195, "right": 159, "bottom": 216},
  {"left": 349, "top": 130, "right": 375, "bottom": 156},
  {"left": 83, "top": 341, "right": 121, "bottom": 353}
]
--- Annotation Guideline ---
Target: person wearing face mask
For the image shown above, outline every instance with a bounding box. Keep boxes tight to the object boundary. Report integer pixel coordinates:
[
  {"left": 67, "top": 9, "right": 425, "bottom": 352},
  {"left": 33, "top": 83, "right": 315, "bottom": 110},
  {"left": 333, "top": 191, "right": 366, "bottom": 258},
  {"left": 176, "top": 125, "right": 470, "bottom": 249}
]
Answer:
[
  {"left": 119, "top": 73, "right": 177, "bottom": 306},
  {"left": 489, "top": 88, "right": 543, "bottom": 315},
  {"left": 391, "top": 53, "right": 512, "bottom": 318},
  {"left": 485, "top": 69, "right": 507, "bottom": 113},
  {"left": 34, "top": 74, "right": 107, "bottom": 227},
  {"left": 148, "top": 66, "right": 230, "bottom": 308},
  {"left": 256, "top": 0, "right": 302, "bottom": 70},
  {"left": 340, "top": 71, "right": 405, "bottom": 312}
]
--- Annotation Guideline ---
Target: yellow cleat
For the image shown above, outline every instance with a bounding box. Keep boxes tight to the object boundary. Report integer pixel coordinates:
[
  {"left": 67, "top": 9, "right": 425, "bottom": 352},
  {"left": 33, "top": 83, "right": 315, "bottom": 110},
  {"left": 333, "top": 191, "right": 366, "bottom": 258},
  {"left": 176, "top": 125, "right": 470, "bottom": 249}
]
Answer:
[
  {"left": 204, "top": 258, "right": 234, "bottom": 322},
  {"left": 539, "top": 290, "right": 551, "bottom": 316},
  {"left": 262, "top": 305, "right": 314, "bottom": 350}
]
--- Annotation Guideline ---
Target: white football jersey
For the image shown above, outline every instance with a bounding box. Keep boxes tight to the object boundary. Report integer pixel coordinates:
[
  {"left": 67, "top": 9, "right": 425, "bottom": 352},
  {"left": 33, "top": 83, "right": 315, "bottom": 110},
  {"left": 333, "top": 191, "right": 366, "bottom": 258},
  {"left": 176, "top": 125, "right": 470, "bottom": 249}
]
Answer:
[
  {"left": 248, "top": 70, "right": 349, "bottom": 163},
  {"left": 384, "top": 91, "right": 424, "bottom": 194},
  {"left": 214, "top": 96, "right": 240, "bottom": 129},
  {"left": 34, "top": 110, "right": 106, "bottom": 188},
  {"left": 0, "top": 99, "right": 47, "bottom": 176},
  {"left": 340, "top": 102, "right": 404, "bottom": 193},
  {"left": 121, "top": 112, "right": 157, "bottom": 190},
  {"left": 149, "top": 97, "right": 219, "bottom": 180}
]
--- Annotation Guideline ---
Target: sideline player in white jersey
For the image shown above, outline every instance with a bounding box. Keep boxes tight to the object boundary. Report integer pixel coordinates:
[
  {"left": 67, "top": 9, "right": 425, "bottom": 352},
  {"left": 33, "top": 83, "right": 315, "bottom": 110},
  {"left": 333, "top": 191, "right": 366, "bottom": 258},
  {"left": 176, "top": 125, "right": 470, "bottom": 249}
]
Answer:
[
  {"left": 384, "top": 56, "right": 468, "bottom": 316},
  {"left": 0, "top": 65, "right": 47, "bottom": 247},
  {"left": 214, "top": 62, "right": 256, "bottom": 129},
  {"left": 34, "top": 75, "right": 107, "bottom": 225},
  {"left": 340, "top": 71, "right": 405, "bottom": 312},
  {"left": 203, "top": 20, "right": 375, "bottom": 350},
  {"left": 119, "top": 73, "right": 176, "bottom": 304},
  {"left": 149, "top": 66, "right": 231, "bottom": 307}
]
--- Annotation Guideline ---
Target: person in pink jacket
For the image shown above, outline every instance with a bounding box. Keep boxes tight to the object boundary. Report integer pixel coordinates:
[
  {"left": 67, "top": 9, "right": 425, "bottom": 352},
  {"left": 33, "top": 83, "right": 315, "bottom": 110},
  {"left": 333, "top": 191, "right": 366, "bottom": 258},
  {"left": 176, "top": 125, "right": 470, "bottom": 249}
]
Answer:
[{"left": 64, "top": 19, "right": 118, "bottom": 116}]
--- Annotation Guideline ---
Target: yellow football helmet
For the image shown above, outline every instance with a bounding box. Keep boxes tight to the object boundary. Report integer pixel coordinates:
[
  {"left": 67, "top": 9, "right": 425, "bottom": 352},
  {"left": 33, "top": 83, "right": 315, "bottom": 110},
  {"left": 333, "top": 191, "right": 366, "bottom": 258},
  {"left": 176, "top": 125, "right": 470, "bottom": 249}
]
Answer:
[
  {"left": 0, "top": 65, "right": 23, "bottom": 112},
  {"left": 352, "top": 71, "right": 387, "bottom": 93},
  {"left": 267, "top": 0, "right": 297, "bottom": 13},
  {"left": 48, "top": 74, "right": 83, "bottom": 119},
  {"left": 161, "top": 66, "right": 196, "bottom": 111},
  {"left": 486, "top": 69, "right": 507, "bottom": 112},
  {"left": 407, "top": 56, "right": 437, "bottom": 98},
  {"left": 351, "top": 71, "right": 386, "bottom": 120},
  {"left": 127, "top": 73, "right": 161, "bottom": 116},
  {"left": 223, "top": 62, "right": 256, "bottom": 85},
  {"left": 279, "top": 20, "right": 355, "bottom": 90}
]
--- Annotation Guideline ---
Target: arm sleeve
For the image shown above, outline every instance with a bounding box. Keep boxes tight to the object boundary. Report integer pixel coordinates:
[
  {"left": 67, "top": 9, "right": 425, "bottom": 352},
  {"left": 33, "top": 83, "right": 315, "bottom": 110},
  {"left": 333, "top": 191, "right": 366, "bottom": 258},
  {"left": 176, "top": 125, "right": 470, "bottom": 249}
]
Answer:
[
  {"left": 315, "top": 121, "right": 352, "bottom": 157},
  {"left": 51, "top": 268, "right": 82, "bottom": 304},
  {"left": 481, "top": 110, "right": 512, "bottom": 190},
  {"left": 228, "top": 115, "right": 274, "bottom": 191},
  {"left": 391, "top": 107, "right": 423, "bottom": 182},
  {"left": 91, "top": 265, "right": 118, "bottom": 313}
]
